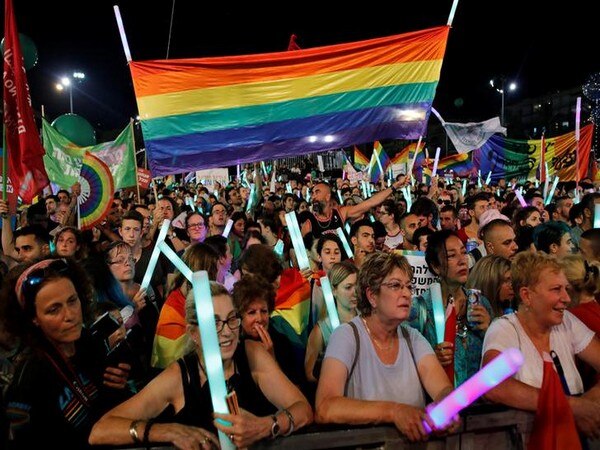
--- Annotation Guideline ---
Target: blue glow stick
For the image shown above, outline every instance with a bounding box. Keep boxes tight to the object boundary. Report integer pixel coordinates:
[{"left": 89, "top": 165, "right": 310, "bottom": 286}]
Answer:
[
  {"left": 336, "top": 227, "right": 354, "bottom": 258},
  {"left": 544, "top": 177, "right": 560, "bottom": 205},
  {"left": 222, "top": 219, "right": 233, "bottom": 238},
  {"left": 431, "top": 147, "right": 441, "bottom": 178},
  {"left": 461, "top": 179, "right": 467, "bottom": 197},
  {"left": 485, "top": 171, "right": 492, "bottom": 186},
  {"left": 158, "top": 241, "right": 193, "bottom": 282},
  {"left": 594, "top": 204, "right": 600, "bottom": 229},
  {"left": 320, "top": 276, "right": 341, "bottom": 330},
  {"left": 574, "top": 189, "right": 580, "bottom": 204},
  {"left": 369, "top": 214, "right": 375, "bottom": 223},
  {"left": 286, "top": 182, "right": 292, "bottom": 193},
  {"left": 306, "top": 188, "right": 311, "bottom": 202},
  {"left": 192, "top": 271, "right": 235, "bottom": 450},
  {"left": 285, "top": 211, "right": 310, "bottom": 270},
  {"left": 140, "top": 220, "right": 170, "bottom": 290},
  {"left": 261, "top": 161, "right": 268, "bottom": 177},
  {"left": 430, "top": 282, "right": 445, "bottom": 344},
  {"left": 337, "top": 190, "right": 343, "bottom": 204},
  {"left": 361, "top": 181, "right": 369, "bottom": 198},
  {"left": 245, "top": 184, "right": 255, "bottom": 213},
  {"left": 423, "top": 348, "right": 524, "bottom": 433},
  {"left": 344, "top": 222, "right": 351, "bottom": 235},
  {"left": 274, "top": 239, "right": 284, "bottom": 257},
  {"left": 49, "top": 241, "right": 56, "bottom": 255}
]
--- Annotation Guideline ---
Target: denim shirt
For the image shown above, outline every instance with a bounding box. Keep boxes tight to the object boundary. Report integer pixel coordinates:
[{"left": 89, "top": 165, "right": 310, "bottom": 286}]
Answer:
[{"left": 408, "top": 286, "right": 494, "bottom": 386}]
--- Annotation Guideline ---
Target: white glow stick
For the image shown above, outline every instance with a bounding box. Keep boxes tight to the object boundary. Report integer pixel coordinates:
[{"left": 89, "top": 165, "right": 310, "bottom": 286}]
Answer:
[
  {"left": 477, "top": 170, "right": 482, "bottom": 188},
  {"left": 336, "top": 227, "right": 354, "bottom": 258},
  {"left": 514, "top": 190, "right": 527, "bottom": 208},
  {"left": 543, "top": 162, "right": 550, "bottom": 200},
  {"left": 374, "top": 149, "right": 384, "bottom": 179},
  {"left": 576, "top": 97, "right": 582, "bottom": 141},
  {"left": 320, "top": 276, "right": 341, "bottom": 330},
  {"left": 192, "top": 271, "right": 236, "bottom": 450},
  {"left": 574, "top": 189, "right": 581, "bottom": 204},
  {"left": 222, "top": 219, "right": 233, "bottom": 238},
  {"left": 236, "top": 164, "right": 240, "bottom": 180},
  {"left": 337, "top": 190, "right": 343, "bottom": 204},
  {"left": 361, "top": 180, "right": 369, "bottom": 198},
  {"left": 402, "top": 186, "right": 412, "bottom": 211},
  {"left": 317, "top": 155, "right": 325, "bottom": 172},
  {"left": 461, "top": 179, "right": 467, "bottom": 197},
  {"left": 113, "top": 6, "right": 132, "bottom": 62},
  {"left": 485, "top": 171, "right": 492, "bottom": 186},
  {"left": 261, "top": 161, "right": 268, "bottom": 178},
  {"left": 431, "top": 147, "right": 441, "bottom": 178},
  {"left": 245, "top": 184, "right": 255, "bottom": 213},
  {"left": 430, "top": 282, "right": 445, "bottom": 344},
  {"left": 423, "top": 348, "right": 524, "bottom": 433},
  {"left": 447, "top": 0, "right": 460, "bottom": 26},
  {"left": 544, "top": 177, "right": 560, "bottom": 205},
  {"left": 140, "top": 220, "right": 170, "bottom": 290},
  {"left": 345, "top": 222, "right": 351, "bottom": 235},
  {"left": 286, "top": 182, "right": 292, "bottom": 193},
  {"left": 285, "top": 212, "right": 310, "bottom": 270},
  {"left": 407, "top": 137, "right": 422, "bottom": 175},
  {"left": 158, "top": 241, "right": 193, "bottom": 281}
]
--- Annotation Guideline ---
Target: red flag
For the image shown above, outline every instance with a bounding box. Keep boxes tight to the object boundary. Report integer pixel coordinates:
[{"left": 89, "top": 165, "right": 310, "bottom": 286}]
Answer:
[
  {"left": 3, "top": 0, "right": 49, "bottom": 206},
  {"left": 527, "top": 356, "right": 581, "bottom": 450},
  {"left": 539, "top": 133, "right": 547, "bottom": 182},
  {"left": 287, "top": 34, "right": 301, "bottom": 51}
]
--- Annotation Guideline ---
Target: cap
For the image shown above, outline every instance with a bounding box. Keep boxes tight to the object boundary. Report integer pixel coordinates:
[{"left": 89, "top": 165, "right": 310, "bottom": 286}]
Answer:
[{"left": 478, "top": 209, "right": 511, "bottom": 239}]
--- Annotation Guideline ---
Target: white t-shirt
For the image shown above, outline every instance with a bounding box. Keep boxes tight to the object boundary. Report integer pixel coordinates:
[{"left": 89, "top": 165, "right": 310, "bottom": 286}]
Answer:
[
  {"left": 384, "top": 231, "right": 403, "bottom": 250},
  {"left": 482, "top": 312, "right": 594, "bottom": 395},
  {"left": 325, "top": 316, "right": 434, "bottom": 407}
]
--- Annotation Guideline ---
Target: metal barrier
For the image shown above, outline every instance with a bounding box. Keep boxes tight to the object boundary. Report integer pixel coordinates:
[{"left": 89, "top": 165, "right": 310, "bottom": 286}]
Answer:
[{"left": 112, "top": 405, "right": 600, "bottom": 450}]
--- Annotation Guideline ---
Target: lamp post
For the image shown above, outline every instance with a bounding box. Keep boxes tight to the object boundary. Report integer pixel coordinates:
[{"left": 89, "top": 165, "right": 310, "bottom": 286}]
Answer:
[
  {"left": 55, "top": 71, "right": 85, "bottom": 114},
  {"left": 490, "top": 77, "right": 517, "bottom": 126}
]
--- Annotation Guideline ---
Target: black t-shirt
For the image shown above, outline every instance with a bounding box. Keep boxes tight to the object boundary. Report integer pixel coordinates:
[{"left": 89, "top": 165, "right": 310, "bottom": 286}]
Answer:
[
  {"left": 135, "top": 246, "right": 167, "bottom": 306},
  {"left": 298, "top": 208, "right": 346, "bottom": 239}
]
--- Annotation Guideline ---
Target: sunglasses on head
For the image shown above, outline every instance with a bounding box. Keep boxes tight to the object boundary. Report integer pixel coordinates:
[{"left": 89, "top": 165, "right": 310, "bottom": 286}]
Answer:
[{"left": 16, "top": 259, "right": 70, "bottom": 308}]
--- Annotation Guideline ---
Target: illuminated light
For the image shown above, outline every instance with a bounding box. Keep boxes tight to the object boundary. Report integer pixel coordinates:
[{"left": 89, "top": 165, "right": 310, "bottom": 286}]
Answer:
[
  {"left": 285, "top": 212, "right": 310, "bottom": 270},
  {"left": 308, "top": 135, "right": 318, "bottom": 143},
  {"left": 158, "top": 241, "right": 193, "bottom": 282},
  {"left": 274, "top": 239, "right": 284, "bottom": 257},
  {"left": 396, "top": 108, "right": 426, "bottom": 121},
  {"left": 423, "top": 348, "right": 524, "bottom": 433},
  {"left": 594, "top": 205, "right": 600, "bottom": 229},
  {"left": 336, "top": 227, "right": 354, "bottom": 258},
  {"left": 55, "top": 83, "right": 64, "bottom": 91},
  {"left": 320, "top": 276, "right": 341, "bottom": 329},
  {"left": 430, "top": 282, "right": 445, "bottom": 344},
  {"left": 61, "top": 77, "right": 71, "bottom": 86},
  {"left": 544, "top": 177, "right": 560, "bottom": 206},
  {"left": 222, "top": 219, "right": 234, "bottom": 238},
  {"left": 323, "top": 135, "right": 335, "bottom": 143},
  {"left": 431, "top": 147, "right": 441, "bottom": 178},
  {"left": 73, "top": 71, "right": 85, "bottom": 79},
  {"left": 192, "top": 271, "right": 235, "bottom": 450},
  {"left": 140, "top": 220, "right": 170, "bottom": 290}
]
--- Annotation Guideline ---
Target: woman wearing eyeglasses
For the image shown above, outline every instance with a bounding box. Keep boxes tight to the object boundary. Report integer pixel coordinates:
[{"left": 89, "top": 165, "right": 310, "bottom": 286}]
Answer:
[
  {"left": 185, "top": 212, "right": 207, "bottom": 244},
  {"left": 378, "top": 199, "right": 403, "bottom": 251},
  {"left": 410, "top": 230, "right": 493, "bottom": 387},
  {"left": 316, "top": 252, "right": 457, "bottom": 442},
  {"left": 1, "top": 258, "right": 131, "bottom": 450},
  {"left": 89, "top": 282, "right": 312, "bottom": 449}
]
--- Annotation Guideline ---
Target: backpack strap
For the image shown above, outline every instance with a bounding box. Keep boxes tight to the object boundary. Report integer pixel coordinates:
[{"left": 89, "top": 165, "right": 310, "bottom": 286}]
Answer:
[{"left": 344, "top": 321, "right": 360, "bottom": 396}]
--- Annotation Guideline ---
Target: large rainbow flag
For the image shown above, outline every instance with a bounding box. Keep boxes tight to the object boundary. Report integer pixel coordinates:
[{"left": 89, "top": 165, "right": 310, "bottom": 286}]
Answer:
[
  {"left": 130, "top": 27, "right": 450, "bottom": 175},
  {"left": 472, "top": 124, "right": 594, "bottom": 182}
]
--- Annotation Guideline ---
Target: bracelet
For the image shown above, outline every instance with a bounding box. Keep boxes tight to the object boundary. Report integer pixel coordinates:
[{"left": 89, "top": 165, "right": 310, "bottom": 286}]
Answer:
[
  {"left": 129, "top": 419, "right": 143, "bottom": 443},
  {"left": 143, "top": 418, "right": 156, "bottom": 445},
  {"left": 281, "top": 408, "right": 295, "bottom": 437}
]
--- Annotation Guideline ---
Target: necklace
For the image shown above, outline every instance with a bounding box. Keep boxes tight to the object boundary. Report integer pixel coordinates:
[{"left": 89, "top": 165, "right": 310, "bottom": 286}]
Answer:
[
  {"left": 315, "top": 211, "right": 333, "bottom": 229},
  {"left": 362, "top": 317, "right": 396, "bottom": 351}
]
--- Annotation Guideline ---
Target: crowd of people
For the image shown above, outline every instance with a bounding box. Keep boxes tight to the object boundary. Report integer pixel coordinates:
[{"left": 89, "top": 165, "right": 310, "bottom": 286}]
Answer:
[{"left": 1, "top": 163, "right": 600, "bottom": 449}]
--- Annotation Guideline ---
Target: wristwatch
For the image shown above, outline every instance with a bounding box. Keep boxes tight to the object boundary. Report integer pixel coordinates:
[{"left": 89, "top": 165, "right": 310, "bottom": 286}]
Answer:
[{"left": 270, "top": 414, "right": 281, "bottom": 439}]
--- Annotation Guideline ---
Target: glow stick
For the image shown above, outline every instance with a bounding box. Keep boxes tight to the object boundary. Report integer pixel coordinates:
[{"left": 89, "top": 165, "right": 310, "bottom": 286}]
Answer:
[
  {"left": 431, "top": 147, "right": 441, "bottom": 178},
  {"left": 306, "top": 188, "right": 311, "bottom": 202},
  {"left": 423, "top": 348, "right": 524, "bottom": 433},
  {"left": 485, "top": 171, "right": 492, "bottom": 186},
  {"left": 261, "top": 161, "right": 268, "bottom": 178},
  {"left": 410, "top": 174, "right": 415, "bottom": 187},
  {"left": 274, "top": 239, "right": 284, "bottom": 257},
  {"left": 336, "top": 227, "right": 354, "bottom": 258},
  {"left": 447, "top": 0, "right": 460, "bottom": 26},
  {"left": 430, "top": 282, "right": 445, "bottom": 344},
  {"left": 543, "top": 162, "right": 550, "bottom": 199},
  {"left": 407, "top": 136, "right": 422, "bottom": 175},
  {"left": 222, "top": 219, "right": 233, "bottom": 238},
  {"left": 158, "top": 241, "right": 193, "bottom": 281},
  {"left": 477, "top": 170, "right": 482, "bottom": 188},
  {"left": 461, "top": 179, "right": 467, "bottom": 197},
  {"left": 402, "top": 186, "right": 412, "bottom": 211},
  {"left": 574, "top": 189, "right": 580, "bottom": 204},
  {"left": 544, "top": 177, "right": 560, "bottom": 205},
  {"left": 369, "top": 214, "right": 376, "bottom": 223},
  {"left": 595, "top": 204, "right": 600, "bottom": 229},
  {"left": 286, "top": 182, "right": 292, "bottom": 193},
  {"left": 345, "top": 222, "right": 351, "bottom": 235},
  {"left": 192, "top": 271, "right": 235, "bottom": 450},
  {"left": 374, "top": 149, "right": 384, "bottom": 179},
  {"left": 285, "top": 212, "right": 310, "bottom": 270},
  {"left": 514, "top": 189, "right": 527, "bottom": 208},
  {"left": 337, "top": 190, "right": 343, "bottom": 204},
  {"left": 269, "top": 169, "right": 276, "bottom": 193},
  {"left": 361, "top": 181, "right": 369, "bottom": 198},
  {"left": 534, "top": 179, "right": 539, "bottom": 188},
  {"left": 576, "top": 97, "right": 581, "bottom": 183},
  {"left": 236, "top": 164, "right": 240, "bottom": 180},
  {"left": 113, "top": 6, "right": 132, "bottom": 62},
  {"left": 140, "top": 220, "right": 170, "bottom": 290},
  {"left": 245, "top": 184, "right": 255, "bottom": 213},
  {"left": 320, "top": 276, "right": 341, "bottom": 330},
  {"left": 317, "top": 155, "right": 325, "bottom": 172}
]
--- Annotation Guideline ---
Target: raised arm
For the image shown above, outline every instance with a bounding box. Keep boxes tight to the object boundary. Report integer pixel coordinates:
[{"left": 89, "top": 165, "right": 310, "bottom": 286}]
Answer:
[
  {"left": 341, "top": 177, "right": 406, "bottom": 221},
  {"left": 0, "top": 199, "right": 18, "bottom": 261}
]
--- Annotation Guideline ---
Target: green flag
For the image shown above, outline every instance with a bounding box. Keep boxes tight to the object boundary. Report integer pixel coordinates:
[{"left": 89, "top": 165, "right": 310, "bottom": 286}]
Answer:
[{"left": 42, "top": 119, "right": 136, "bottom": 189}]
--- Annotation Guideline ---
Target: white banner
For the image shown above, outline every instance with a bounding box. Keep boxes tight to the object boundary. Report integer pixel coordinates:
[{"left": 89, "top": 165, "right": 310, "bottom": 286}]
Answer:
[
  {"left": 196, "top": 168, "right": 229, "bottom": 192},
  {"left": 395, "top": 250, "right": 436, "bottom": 297}
]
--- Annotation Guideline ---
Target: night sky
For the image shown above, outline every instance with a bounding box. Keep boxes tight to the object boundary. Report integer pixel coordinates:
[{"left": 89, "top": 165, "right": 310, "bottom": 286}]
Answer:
[{"left": 10, "top": 0, "right": 600, "bottom": 137}]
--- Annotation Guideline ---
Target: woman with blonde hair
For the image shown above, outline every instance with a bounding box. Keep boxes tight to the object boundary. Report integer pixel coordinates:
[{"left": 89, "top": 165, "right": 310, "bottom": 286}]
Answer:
[
  {"left": 305, "top": 261, "right": 359, "bottom": 383},
  {"left": 466, "top": 255, "right": 514, "bottom": 318},
  {"left": 558, "top": 254, "right": 600, "bottom": 334}
]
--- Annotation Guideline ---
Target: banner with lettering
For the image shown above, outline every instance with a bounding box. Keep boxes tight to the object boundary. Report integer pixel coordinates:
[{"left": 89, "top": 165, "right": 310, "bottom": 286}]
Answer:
[{"left": 395, "top": 249, "right": 436, "bottom": 297}]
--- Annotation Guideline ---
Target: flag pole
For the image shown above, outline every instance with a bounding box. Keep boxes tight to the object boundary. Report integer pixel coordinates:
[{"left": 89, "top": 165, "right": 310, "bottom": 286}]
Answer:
[
  {"left": 2, "top": 125, "right": 7, "bottom": 201},
  {"left": 113, "top": 5, "right": 132, "bottom": 63},
  {"left": 130, "top": 119, "right": 141, "bottom": 202}
]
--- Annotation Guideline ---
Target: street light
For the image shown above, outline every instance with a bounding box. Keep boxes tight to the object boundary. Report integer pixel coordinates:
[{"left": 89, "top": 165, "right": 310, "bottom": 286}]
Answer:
[
  {"left": 55, "top": 71, "right": 85, "bottom": 113},
  {"left": 490, "top": 77, "right": 517, "bottom": 126}
]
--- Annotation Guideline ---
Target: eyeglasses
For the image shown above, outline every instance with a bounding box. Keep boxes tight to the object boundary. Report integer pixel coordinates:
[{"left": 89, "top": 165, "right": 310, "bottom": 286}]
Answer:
[
  {"left": 187, "top": 222, "right": 205, "bottom": 229},
  {"left": 437, "top": 199, "right": 452, "bottom": 206},
  {"left": 109, "top": 257, "right": 135, "bottom": 266},
  {"left": 377, "top": 210, "right": 390, "bottom": 215},
  {"left": 380, "top": 280, "right": 414, "bottom": 293},
  {"left": 214, "top": 315, "right": 241, "bottom": 333}
]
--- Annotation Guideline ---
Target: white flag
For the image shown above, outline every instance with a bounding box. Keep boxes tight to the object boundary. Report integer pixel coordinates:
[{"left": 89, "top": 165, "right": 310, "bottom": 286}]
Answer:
[{"left": 431, "top": 109, "right": 506, "bottom": 154}]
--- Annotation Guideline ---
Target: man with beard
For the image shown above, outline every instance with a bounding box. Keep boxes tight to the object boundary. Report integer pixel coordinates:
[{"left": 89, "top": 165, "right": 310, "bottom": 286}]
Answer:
[{"left": 300, "top": 178, "right": 406, "bottom": 238}]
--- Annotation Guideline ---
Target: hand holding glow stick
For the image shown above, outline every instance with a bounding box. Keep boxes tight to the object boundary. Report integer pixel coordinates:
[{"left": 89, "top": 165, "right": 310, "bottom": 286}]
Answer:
[
  {"left": 430, "top": 282, "right": 445, "bottom": 344},
  {"left": 544, "top": 177, "right": 560, "bottom": 205},
  {"left": 320, "top": 276, "right": 341, "bottom": 330},
  {"left": 423, "top": 348, "right": 524, "bottom": 433},
  {"left": 514, "top": 190, "right": 527, "bottom": 208}
]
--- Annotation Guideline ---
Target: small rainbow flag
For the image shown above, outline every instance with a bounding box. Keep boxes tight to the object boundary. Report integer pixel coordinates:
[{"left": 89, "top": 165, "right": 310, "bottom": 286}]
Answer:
[
  {"left": 354, "top": 146, "right": 370, "bottom": 169},
  {"left": 438, "top": 153, "right": 474, "bottom": 177},
  {"left": 390, "top": 141, "right": 425, "bottom": 166},
  {"left": 369, "top": 141, "right": 390, "bottom": 182},
  {"left": 130, "top": 26, "right": 449, "bottom": 175},
  {"left": 78, "top": 152, "right": 114, "bottom": 231}
]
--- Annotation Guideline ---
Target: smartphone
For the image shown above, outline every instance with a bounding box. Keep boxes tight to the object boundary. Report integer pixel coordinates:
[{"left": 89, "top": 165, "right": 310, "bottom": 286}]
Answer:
[
  {"left": 106, "top": 339, "right": 134, "bottom": 367},
  {"left": 90, "top": 312, "right": 121, "bottom": 340}
]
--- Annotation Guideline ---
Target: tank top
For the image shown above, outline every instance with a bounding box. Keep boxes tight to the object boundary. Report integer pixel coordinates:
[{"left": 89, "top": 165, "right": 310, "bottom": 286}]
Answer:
[
  {"left": 167, "top": 345, "right": 276, "bottom": 433},
  {"left": 306, "top": 208, "right": 345, "bottom": 238}
]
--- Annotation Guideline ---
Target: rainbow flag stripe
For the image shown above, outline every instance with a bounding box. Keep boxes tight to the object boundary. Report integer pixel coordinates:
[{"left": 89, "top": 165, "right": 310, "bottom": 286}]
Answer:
[
  {"left": 354, "top": 146, "right": 370, "bottom": 168},
  {"left": 438, "top": 153, "right": 474, "bottom": 176},
  {"left": 130, "top": 26, "right": 449, "bottom": 175}
]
